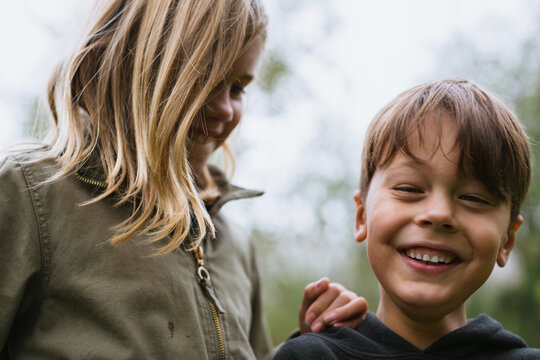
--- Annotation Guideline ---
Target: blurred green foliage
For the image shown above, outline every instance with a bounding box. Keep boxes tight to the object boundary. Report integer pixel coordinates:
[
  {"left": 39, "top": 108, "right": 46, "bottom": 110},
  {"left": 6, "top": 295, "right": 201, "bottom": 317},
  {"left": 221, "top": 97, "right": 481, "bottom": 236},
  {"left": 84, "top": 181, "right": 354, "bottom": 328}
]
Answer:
[
  {"left": 258, "top": 51, "right": 289, "bottom": 94},
  {"left": 443, "top": 24, "right": 540, "bottom": 348},
  {"left": 480, "top": 74, "right": 540, "bottom": 346},
  {"left": 255, "top": 6, "right": 540, "bottom": 349},
  {"left": 23, "top": 97, "right": 51, "bottom": 140}
]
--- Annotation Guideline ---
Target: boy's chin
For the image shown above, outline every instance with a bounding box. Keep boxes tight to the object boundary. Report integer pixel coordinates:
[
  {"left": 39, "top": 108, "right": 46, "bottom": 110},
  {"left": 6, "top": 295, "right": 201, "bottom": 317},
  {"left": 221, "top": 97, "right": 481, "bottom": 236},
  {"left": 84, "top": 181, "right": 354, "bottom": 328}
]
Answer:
[
  {"left": 382, "top": 285, "right": 469, "bottom": 323},
  {"left": 402, "top": 301, "right": 467, "bottom": 324}
]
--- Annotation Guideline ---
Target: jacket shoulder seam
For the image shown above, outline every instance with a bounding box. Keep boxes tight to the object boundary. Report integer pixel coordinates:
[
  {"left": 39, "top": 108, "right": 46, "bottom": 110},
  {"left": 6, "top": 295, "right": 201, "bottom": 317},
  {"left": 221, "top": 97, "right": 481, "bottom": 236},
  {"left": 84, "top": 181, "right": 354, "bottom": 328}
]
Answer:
[{"left": 12, "top": 154, "right": 52, "bottom": 303}]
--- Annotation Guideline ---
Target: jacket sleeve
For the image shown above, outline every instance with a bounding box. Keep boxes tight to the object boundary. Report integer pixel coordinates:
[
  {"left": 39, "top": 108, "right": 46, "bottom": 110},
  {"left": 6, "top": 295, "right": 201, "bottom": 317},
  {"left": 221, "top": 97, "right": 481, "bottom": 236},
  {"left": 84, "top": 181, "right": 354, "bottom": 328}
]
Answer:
[
  {"left": 247, "top": 241, "right": 274, "bottom": 360},
  {"left": 0, "top": 157, "right": 42, "bottom": 351}
]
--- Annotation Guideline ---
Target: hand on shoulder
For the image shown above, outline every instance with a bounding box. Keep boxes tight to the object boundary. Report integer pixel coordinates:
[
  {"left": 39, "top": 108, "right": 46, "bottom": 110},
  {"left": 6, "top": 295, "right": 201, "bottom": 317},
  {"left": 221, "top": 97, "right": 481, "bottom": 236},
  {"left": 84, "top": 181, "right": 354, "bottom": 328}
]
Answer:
[{"left": 298, "top": 278, "right": 368, "bottom": 334}]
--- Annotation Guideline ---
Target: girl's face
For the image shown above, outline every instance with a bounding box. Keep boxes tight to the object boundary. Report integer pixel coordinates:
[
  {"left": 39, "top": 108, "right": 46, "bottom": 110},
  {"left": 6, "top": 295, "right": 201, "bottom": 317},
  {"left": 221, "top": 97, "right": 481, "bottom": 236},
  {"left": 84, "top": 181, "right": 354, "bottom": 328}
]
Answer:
[{"left": 188, "top": 38, "right": 263, "bottom": 176}]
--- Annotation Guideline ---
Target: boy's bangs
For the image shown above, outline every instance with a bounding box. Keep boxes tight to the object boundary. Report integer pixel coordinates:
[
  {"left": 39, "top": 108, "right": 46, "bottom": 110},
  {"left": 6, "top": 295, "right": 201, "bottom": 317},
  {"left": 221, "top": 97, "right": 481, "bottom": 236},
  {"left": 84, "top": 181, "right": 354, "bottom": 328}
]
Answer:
[{"left": 380, "top": 90, "right": 511, "bottom": 203}]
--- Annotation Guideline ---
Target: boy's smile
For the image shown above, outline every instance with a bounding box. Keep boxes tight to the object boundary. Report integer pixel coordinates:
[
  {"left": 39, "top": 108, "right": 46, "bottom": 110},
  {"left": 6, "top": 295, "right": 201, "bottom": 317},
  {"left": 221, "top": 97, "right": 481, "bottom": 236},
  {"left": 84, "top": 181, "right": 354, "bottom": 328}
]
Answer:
[{"left": 354, "top": 112, "right": 521, "bottom": 341}]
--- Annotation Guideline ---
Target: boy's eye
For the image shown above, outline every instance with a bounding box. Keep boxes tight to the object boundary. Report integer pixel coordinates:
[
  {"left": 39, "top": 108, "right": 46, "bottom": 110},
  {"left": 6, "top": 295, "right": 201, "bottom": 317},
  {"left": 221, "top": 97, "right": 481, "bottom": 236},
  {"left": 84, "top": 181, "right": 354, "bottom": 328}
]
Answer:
[
  {"left": 393, "top": 185, "right": 423, "bottom": 194},
  {"left": 459, "top": 194, "right": 490, "bottom": 205}
]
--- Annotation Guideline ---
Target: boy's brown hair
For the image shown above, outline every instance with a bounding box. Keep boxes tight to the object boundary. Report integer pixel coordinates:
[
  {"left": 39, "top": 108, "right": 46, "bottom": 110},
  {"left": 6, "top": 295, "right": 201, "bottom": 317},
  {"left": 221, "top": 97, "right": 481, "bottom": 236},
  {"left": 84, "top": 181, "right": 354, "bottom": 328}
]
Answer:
[{"left": 360, "top": 78, "right": 531, "bottom": 224}]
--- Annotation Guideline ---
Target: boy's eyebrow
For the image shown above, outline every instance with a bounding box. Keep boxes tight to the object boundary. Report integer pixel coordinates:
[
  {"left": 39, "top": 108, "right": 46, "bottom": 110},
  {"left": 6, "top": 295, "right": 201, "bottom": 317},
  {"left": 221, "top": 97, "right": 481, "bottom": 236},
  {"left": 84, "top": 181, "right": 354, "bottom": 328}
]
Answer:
[
  {"left": 388, "top": 158, "right": 426, "bottom": 171},
  {"left": 383, "top": 157, "right": 448, "bottom": 177}
]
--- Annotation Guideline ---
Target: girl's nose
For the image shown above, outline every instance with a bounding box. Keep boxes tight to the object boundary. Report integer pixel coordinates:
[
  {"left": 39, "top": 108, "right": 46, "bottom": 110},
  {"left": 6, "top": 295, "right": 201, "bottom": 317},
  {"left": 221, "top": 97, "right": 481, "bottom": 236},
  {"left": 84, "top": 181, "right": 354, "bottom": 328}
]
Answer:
[
  {"left": 206, "top": 87, "right": 233, "bottom": 122},
  {"left": 414, "top": 193, "right": 458, "bottom": 232}
]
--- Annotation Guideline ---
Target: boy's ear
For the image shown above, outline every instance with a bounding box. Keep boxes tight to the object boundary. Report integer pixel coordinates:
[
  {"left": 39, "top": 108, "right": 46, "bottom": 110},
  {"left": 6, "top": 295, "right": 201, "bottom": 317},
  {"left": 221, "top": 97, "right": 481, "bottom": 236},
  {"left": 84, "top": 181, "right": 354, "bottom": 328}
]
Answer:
[
  {"left": 354, "top": 190, "right": 367, "bottom": 243},
  {"left": 497, "top": 215, "right": 523, "bottom": 267}
]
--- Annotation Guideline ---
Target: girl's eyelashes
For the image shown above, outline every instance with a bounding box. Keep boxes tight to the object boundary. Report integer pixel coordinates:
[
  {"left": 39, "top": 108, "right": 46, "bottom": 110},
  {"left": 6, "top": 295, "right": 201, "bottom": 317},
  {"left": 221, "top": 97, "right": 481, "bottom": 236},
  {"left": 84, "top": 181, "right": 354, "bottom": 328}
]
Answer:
[{"left": 230, "top": 84, "right": 246, "bottom": 96}]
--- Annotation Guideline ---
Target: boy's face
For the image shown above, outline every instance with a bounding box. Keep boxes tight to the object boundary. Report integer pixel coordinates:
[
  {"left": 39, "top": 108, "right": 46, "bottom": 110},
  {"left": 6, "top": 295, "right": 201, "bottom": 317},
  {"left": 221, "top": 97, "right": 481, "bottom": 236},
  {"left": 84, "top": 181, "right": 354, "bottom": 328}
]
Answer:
[{"left": 354, "top": 113, "right": 522, "bottom": 323}]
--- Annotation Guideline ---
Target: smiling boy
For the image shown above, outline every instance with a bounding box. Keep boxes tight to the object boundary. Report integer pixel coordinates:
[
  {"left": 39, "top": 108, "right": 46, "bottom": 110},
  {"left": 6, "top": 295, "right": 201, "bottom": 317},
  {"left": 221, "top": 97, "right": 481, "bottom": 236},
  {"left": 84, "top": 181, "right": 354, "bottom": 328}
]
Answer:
[{"left": 274, "top": 79, "right": 540, "bottom": 359}]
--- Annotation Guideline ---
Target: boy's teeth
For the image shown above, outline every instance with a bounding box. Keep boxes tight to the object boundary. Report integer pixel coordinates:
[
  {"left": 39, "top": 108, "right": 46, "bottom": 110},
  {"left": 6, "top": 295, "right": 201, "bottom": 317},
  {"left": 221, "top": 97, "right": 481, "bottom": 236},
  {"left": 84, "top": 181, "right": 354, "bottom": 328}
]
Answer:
[{"left": 405, "top": 249, "right": 454, "bottom": 264}]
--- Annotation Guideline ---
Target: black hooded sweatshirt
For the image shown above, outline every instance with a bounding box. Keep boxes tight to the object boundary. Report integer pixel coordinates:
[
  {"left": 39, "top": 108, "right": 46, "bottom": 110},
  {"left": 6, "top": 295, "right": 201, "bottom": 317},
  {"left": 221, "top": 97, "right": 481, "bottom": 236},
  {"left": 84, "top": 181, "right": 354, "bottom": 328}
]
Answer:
[{"left": 274, "top": 313, "right": 540, "bottom": 359}]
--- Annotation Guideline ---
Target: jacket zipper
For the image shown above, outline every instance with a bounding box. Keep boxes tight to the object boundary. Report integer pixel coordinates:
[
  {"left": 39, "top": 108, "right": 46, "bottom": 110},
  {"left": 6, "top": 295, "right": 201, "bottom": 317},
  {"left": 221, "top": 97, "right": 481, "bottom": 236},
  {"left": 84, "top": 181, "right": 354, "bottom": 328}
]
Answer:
[
  {"left": 75, "top": 172, "right": 227, "bottom": 358},
  {"left": 193, "top": 246, "right": 226, "bottom": 360},
  {"left": 75, "top": 172, "right": 108, "bottom": 188}
]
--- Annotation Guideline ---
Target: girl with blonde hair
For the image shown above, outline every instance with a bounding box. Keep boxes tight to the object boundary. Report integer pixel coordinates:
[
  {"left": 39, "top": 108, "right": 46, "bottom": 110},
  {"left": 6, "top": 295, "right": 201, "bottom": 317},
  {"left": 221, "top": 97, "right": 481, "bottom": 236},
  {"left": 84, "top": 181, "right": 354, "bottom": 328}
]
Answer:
[{"left": 0, "top": 0, "right": 367, "bottom": 359}]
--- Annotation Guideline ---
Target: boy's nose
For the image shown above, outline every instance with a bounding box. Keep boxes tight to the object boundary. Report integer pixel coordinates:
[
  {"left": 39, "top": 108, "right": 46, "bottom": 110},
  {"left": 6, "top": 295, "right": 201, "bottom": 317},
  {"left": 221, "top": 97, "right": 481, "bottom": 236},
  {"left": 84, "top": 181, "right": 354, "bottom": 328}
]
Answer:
[
  {"left": 205, "top": 87, "right": 233, "bottom": 122},
  {"left": 414, "top": 194, "right": 458, "bottom": 232}
]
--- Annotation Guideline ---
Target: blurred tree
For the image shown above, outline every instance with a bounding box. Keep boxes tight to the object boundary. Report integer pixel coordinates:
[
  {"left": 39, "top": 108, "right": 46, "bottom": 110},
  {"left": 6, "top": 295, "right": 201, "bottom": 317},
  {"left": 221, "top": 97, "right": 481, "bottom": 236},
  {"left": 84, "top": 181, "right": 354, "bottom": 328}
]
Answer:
[
  {"left": 258, "top": 51, "right": 289, "bottom": 94},
  {"left": 495, "top": 67, "right": 540, "bottom": 347},
  {"left": 433, "top": 10, "right": 540, "bottom": 347},
  {"left": 253, "top": 0, "right": 540, "bottom": 347},
  {"left": 23, "top": 97, "right": 51, "bottom": 140},
  {"left": 248, "top": 0, "right": 384, "bottom": 344},
  {"left": 250, "top": 114, "right": 381, "bottom": 344}
]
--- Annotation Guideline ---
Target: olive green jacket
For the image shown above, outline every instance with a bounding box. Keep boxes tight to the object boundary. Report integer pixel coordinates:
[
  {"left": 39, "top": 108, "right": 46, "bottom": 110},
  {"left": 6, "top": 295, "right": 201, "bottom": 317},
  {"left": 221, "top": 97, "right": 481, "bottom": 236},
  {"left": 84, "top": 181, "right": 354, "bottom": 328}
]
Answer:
[{"left": 0, "top": 152, "right": 272, "bottom": 359}]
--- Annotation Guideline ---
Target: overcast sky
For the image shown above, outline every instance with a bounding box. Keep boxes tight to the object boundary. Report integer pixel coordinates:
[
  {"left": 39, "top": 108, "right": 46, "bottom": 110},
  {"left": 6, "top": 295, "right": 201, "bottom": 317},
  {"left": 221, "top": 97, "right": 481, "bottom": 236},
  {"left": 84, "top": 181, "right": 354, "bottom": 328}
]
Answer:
[{"left": 0, "top": 0, "right": 535, "bottom": 144}]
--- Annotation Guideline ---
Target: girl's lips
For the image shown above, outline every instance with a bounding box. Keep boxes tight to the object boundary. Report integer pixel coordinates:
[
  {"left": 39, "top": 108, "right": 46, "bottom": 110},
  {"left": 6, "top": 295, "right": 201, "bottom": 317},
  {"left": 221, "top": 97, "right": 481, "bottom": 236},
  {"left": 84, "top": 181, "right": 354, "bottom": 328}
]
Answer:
[
  {"left": 190, "top": 129, "right": 222, "bottom": 144},
  {"left": 193, "top": 133, "right": 211, "bottom": 144}
]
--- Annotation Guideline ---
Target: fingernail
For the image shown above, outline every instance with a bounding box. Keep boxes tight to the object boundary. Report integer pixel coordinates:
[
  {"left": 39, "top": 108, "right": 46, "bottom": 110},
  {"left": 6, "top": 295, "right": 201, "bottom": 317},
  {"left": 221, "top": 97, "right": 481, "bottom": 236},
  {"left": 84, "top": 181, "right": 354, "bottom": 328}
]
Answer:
[
  {"left": 305, "top": 312, "right": 316, "bottom": 326},
  {"left": 324, "top": 312, "right": 336, "bottom": 324},
  {"left": 312, "top": 322, "right": 323, "bottom": 333},
  {"left": 315, "top": 278, "right": 325, "bottom": 289}
]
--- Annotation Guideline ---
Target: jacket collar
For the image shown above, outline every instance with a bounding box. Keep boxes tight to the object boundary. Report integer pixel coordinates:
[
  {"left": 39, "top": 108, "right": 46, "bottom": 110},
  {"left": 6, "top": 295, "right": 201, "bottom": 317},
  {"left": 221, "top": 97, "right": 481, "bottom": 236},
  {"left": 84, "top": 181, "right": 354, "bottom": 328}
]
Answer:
[
  {"left": 206, "top": 165, "right": 264, "bottom": 215},
  {"left": 76, "top": 156, "right": 263, "bottom": 213}
]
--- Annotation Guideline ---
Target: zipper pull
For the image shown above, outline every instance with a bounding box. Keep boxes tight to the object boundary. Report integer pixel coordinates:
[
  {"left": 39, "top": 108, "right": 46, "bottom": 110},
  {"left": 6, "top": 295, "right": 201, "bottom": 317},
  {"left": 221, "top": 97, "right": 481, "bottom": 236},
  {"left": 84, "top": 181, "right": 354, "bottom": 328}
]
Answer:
[
  {"left": 193, "top": 245, "right": 225, "bottom": 313},
  {"left": 197, "top": 266, "right": 225, "bottom": 314}
]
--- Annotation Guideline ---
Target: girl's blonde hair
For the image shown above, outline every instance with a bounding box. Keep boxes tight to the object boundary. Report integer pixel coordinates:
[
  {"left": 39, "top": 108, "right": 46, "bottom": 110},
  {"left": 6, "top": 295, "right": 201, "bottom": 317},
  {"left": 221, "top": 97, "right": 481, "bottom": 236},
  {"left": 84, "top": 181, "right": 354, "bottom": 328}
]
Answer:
[{"left": 44, "top": 0, "right": 267, "bottom": 254}]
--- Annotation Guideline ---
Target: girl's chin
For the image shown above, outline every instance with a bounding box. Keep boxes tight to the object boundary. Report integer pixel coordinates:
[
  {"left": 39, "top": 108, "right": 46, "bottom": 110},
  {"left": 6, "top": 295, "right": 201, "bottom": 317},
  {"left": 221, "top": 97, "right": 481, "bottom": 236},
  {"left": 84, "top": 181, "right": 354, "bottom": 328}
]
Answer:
[
  {"left": 188, "top": 141, "right": 215, "bottom": 168},
  {"left": 192, "top": 133, "right": 213, "bottom": 145}
]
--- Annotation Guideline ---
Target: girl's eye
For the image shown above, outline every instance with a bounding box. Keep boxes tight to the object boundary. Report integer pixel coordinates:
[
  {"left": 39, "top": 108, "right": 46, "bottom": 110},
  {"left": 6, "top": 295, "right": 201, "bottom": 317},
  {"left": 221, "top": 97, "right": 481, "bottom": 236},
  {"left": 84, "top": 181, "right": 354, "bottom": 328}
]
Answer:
[
  {"left": 230, "top": 84, "right": 246, "bottom": 96},
  {"left": 460, "top": 194, "right": 490, "bottom": 205},
  {"left": 393, "top": 185, "right": 423, "bottom": 194}
]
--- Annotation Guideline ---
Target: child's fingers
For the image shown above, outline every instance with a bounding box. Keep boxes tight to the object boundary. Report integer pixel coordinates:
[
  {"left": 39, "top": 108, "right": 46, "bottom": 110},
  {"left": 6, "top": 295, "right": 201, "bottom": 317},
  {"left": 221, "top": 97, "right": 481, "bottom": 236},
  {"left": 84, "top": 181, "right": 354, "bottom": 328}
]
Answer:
[
  {"left": 322, "top": 296, "right": 368, "bottom": 329},
  {"left": 303, "top": 283, "right": 348, "bottom": 332},
  {"left": 298, "top": 278, "right": 330, "bottom": 333},
  {"left": 308, "top": 288, "right": 358, "bottom": 332}
]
